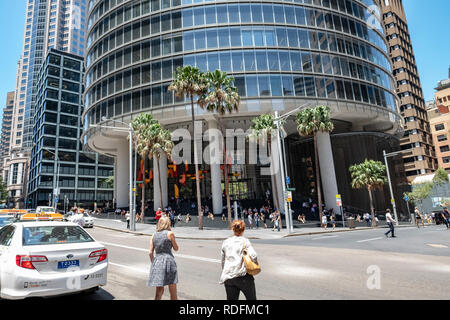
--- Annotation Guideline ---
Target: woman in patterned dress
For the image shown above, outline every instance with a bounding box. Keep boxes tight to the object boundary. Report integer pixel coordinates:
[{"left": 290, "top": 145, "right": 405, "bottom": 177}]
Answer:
[{"left": 147, "top": 217, "right": 179, "bottom": 300}]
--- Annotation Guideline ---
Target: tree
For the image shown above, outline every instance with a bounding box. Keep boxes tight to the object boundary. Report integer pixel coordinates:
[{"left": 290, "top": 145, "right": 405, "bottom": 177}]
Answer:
[
  {"left": 296, "top": 106, "right": 334, "bottom": 221},
  {"left": 0, "top": 176, "right": 7, "bottom": 202},
  {"left": 131, "top": 113, "right": 159, "bottom": 221},
  {"left": 249, "top": 114, "right": 283, "bottom": 211},
  {"left": 199, "top": 70, "right": 241, "bottom": 227},
  {"left": 169, "top": 66, "right": 209, "bottom": 230},
  {"left": 405, "top": 182, "right": 433, "bottom": 214},
  {"left": 151, "top": 126, "right": 174, "bottom": 210},
  {"left": 432, "top": 168, "right": 449, "bottom": 186},
  {"left": 349, "top": 159, "right": 388, "bottom": 227}
]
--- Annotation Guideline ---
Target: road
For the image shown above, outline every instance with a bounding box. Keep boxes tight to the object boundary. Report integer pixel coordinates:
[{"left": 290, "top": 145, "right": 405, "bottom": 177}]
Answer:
[{"left": 59, "top": 225, "right": 450, "bottom": 300}]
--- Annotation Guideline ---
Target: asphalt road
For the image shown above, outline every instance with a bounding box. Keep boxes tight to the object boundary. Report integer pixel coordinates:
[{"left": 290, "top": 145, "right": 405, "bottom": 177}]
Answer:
[{"left": 55, "top": 225, "right": 450, "bottom": 300}]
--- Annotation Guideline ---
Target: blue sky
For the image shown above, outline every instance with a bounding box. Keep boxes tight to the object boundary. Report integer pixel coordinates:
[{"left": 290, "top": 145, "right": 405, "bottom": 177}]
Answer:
[{"left": 0, "top": 1, "right": 449, "bottom": 121}]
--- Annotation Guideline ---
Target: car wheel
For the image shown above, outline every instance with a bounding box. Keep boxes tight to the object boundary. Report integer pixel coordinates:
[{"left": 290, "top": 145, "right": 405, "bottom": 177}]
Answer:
[{"left": 84, "top": 286, "right": 99, "bottom": 295}]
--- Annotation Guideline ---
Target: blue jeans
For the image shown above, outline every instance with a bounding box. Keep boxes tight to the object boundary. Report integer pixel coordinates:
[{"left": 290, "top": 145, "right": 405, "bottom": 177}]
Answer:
[{"left": 385, "top": 222, "right": 395, "bottom": 237}]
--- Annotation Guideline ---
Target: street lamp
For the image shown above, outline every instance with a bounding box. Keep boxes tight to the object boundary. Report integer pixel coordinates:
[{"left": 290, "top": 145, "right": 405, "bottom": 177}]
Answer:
[
  {"left": 94, "top": 117, "right": 137, "bottom": 231},
  {"left": 383, "top": 149, "right": 404, "bottom": 226},
  {"left": 43, "top": 148, "right": 60, "bottom": 210},
  {"left": 274, "top": 103, "right": 311, "bottom": 233}
]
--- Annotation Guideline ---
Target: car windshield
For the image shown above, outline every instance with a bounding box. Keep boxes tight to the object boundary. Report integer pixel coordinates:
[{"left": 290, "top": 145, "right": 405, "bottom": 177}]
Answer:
[
  {"left": 23, "top": 225, "right": 94, "bottom": 246},
  {"left": 83, "top": 213, "right": 91, "bottom": 217},
  {"left": 0, "top": 216, "right": 15, "bottom": 227},
  {"left": 39, "top": 208, "right": 55, "bottom": 213}
]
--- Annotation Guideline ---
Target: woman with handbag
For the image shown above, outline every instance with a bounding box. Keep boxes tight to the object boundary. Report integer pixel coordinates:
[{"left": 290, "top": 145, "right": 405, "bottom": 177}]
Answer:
[{"left": 220, "top": 220, "right": 259, "bottom": 300}]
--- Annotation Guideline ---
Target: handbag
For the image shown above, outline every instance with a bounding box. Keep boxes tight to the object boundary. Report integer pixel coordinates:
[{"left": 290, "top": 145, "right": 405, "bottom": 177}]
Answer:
[{"left": 242, "top": 243, "right": 261, "bottom": 276}]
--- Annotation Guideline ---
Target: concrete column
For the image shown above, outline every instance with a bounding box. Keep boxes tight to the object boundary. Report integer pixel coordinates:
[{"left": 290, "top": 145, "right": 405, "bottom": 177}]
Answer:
[
  {"left": 317, "top": 131, "right": 340, "bottom": 215},
  {"left": 270, "top": 139, "right": 284, "bottom": 212},
  {"left": 207, "top": 120, "right": 223, "bottom": 215},
  {"left": 153, "top": 154, "right": 168, "bottom": 210},
  {"left": 115, "top": 139, "right": 130, "bottom": 209}
]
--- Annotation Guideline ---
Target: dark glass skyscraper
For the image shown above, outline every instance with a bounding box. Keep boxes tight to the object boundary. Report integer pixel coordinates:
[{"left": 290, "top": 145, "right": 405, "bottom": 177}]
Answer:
[
  {"left": 82, "top": 0, "right": 407, "bottom": 217},
  {"left": 28, "top": 49, "right": 114, "bottom": 209}
]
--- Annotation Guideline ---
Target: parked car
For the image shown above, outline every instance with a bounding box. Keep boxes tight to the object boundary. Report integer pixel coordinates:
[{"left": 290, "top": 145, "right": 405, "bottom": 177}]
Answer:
[{"left": 0, "top": 221, "right": 107, "bottom": 299}]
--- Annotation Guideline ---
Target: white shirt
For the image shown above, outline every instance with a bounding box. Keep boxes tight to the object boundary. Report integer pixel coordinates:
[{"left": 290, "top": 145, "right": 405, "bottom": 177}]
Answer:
[
  {"left": 220, "top": 236, "right": 257, "bottom": 284},
  {"left": 385, "top": 212, "right": 395, "bottom": 223}
]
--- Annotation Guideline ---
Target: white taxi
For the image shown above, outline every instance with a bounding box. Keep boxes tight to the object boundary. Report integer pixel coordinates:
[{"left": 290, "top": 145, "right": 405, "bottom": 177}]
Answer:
[{"left": 0, "top": 221, "right": 107, "bottom": 299}]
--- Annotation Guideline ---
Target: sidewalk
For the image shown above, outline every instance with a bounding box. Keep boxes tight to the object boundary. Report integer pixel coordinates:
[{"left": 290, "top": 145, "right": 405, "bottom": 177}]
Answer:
[{"left": 92, "top": 216, "right": 417, "bottom": 240}]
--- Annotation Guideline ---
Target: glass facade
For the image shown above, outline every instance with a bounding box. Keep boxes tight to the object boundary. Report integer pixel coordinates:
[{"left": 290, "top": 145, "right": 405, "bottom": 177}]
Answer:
[
  {"left": 84, "top": 0, "right": 397, "bottom": 128},
  {"left": 28, "top": 49, "right": 114, "bottom": 209}
]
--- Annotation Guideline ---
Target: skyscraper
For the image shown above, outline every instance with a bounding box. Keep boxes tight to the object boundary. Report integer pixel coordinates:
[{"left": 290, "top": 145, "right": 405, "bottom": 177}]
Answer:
[
  {"left": 379, "top": 0, "right": 437, "bottom": 181},
  {"left": 0, "top": 92, "right": 15, "bottom": 180},
  {"left": 5, "top": 0, "right": 89, "bottom": 207},
  {"left": 82, "top": 0, "right": 408, "bottom": 217}
]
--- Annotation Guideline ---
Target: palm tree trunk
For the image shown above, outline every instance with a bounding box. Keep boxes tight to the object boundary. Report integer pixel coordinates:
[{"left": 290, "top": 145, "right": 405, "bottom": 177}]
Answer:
[
  {"left": 157, "top": 155, "right": 163, "bottom": 210},
  {"left": 140, "top": 156, "right": 146, "bottom": 222},
  {"left": 314, "top": 134, "right": 323, "bottom": 222},
  {"left": 368, "top": 188, "right": 375, "bottom": 227},
  {"left": 218, "top": 116, "right": 232, "bottom": 228},
  {"left": 267, "top": 135, "right": 280, "bottom": 211},
  {"left": 191, "top": 95, "right": 203, "bottom": 230}
]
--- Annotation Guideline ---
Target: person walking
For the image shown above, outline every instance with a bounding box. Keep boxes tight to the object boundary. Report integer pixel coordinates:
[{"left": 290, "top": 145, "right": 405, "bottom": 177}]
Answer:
[
  {"left": 384, "top": 209, "right": 397, "bottom": 238},
  {"left": 254, "top": 211, "right": 260, "bottom": 229},
  {"left": 220, "top": 220, "right": 258, "bottom": 300},
  {"left": 247, "top": 211, "right": 253, "bottom": 229},
  {"left": 125, "top": 211, "right": 130, "bottom": 229},
  {"left": 147, "top": 217, "right": 179, "bottom": 300},
  {"left": 331, "top": 215, "right": 336, "bottom": 231},
  {"left": 169, "top": 211, "right": 175, "bottom": 228},
  {"left": 441, "top": 207, "right": 450, "bottom": 229},
  {"left": 321, "top": 213, "right": 328, "bottom": 230},
  {"left": 272, "top": 210, "right": 281, "bottom": 232},
  {"left": 415, "top": 207, "right": 425, "bottom": 228}
]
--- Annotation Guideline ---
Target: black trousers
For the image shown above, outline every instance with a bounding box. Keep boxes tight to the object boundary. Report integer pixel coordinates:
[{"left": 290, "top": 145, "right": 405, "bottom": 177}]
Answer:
[
  {"left": 224, "top": 274, "right": 256, "bottom": 300},
  {"left": 385, "top": 222, "right": 395, "bottom": 237}
]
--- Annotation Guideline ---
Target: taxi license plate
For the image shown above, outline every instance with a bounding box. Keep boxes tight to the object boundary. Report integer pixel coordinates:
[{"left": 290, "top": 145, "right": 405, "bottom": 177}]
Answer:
[{"left": 58, "top": 260, "right": 79, "bottom": 269}]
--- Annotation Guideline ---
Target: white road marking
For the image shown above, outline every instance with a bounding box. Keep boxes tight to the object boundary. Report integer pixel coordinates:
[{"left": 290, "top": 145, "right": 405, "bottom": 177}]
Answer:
[
  {"left": 109, "top": 262, "right": 149, "bottom": 274},
  {"left": 427, "top": 244, "right": 449, "bottom": 249},
  {"left": 311, "top": 235, "right": 339, "bottom": 240},
  {"left": 101, "top": 241, "right": 221, "bottom": 264},
  {"left": 356, "top": 237, "right": 383, "bottom": 243}
]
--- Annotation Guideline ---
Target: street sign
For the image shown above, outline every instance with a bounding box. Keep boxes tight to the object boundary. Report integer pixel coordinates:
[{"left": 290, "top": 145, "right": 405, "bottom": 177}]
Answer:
[
  {"left": 391, "top": 198, "right": 395, "bottom": 204},
  {"left": 286, "top": 191, "right": 292, "bottom": 203},
  {"left": 287, "top": 187, "right": 296, "bottom": 191},
  {"left": 336, "top": 194, "right": 342, "bottom": 207},
  {"left": 404, "top": 195, "right": 409, "bottom": 202},
  {"left": 54, "top": 197, "right": 59, "bottom": 203},
  {"left": 286, "top": 177, "right": 290, "bottom": 185}
]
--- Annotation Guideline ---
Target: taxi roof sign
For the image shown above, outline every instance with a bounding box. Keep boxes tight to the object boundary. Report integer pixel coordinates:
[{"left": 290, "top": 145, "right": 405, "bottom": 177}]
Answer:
[
  {"left": 0, "top": 209, "right": 28, "bottom": 215},
  {"left": 20, "top": 212, "right": 64, "bottom": 221}
]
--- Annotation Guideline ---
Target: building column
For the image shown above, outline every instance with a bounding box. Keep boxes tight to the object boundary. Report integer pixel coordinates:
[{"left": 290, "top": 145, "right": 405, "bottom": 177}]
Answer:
[
  {"left": 153, "top": 154, "right": 168, "bottom": 211},
  {"left": 115, "top": 139, "right": 130, "bottom": 209},
  {"left": 207, "top": 120, "right": 223, "bottom": 215},
  {"left": 270, "top": 138, "right": 285, "bottom": 213},
  {"left": 317, "top": 131, "right": 340, "bottom": 215}
]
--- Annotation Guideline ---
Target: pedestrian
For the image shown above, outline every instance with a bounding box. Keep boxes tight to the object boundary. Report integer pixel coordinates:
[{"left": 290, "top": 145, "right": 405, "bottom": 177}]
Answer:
[
  {"left": 248, "top": 212, "right": 253, "bottom": 229},
  {"left": 169, "top": 211, "right": 175, "bottom": 228},
  {"left": 220, "top": 220, "right": 258, "bottom": 300},
  {"left": 415, "top": 207, "right": 425, "bottom": 228},
  {"left": 185, "top": 213, "right": 191, "bottom": 223},
  {"left": 384, "top": 209, "right": 397, "bottom": 238},
  {"left": 126, "top": 211, "right": 130, "bottom": 229},
  {"left": 441, "top": 207, "right": 450, "bottom": 229},
  {"left": 147, "top": 217, "right": 179, "bottom": 300},
  {"left": 331, "top": 216, "right": 336, "bottom": 231},
  {"left": 261, "top": 211, "right": 267, "bottom": 229},
  {"left": 272, "top": 210, "right": 280, "bottom": 232},
  {"left": 321, "top": 214, "right": 328, "bottom": 230},
  {"left": 254, "top": 211, "right": 259, "bottom": 229},
  {"left": 363, "top": 212, "right": 371, "bottom": 226},
  {"left": 155, "top": 208, "right": 162, "bottom": 221}
]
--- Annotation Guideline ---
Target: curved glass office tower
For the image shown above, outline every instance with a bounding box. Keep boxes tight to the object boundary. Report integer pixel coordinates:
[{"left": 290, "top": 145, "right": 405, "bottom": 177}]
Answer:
[{"left": 83, "top": 0, "right": 405, "bottom": 216}]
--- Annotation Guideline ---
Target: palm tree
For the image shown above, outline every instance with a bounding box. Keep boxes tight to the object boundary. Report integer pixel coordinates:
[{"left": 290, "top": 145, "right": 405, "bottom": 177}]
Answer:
[
  {"left": 249, "top": 114, "right": 283, "bottom": 212},
  {"left": 131, "top": 113, "right": 159, "bottom": 221},
  {"left": 349, "top": 159, "right": 388, "bottom": 227},
  {"left": 296, "top": 106, "right": 334, "bottom": 222},
  {"left": 200, "top": 70, "right": 241, "bottom": 227},
  {"left": 151, "top": 127, "right": 175, "bottom": 210},
  {"left": 169, "top": 66, "right": 209, "bottom": 229}
]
